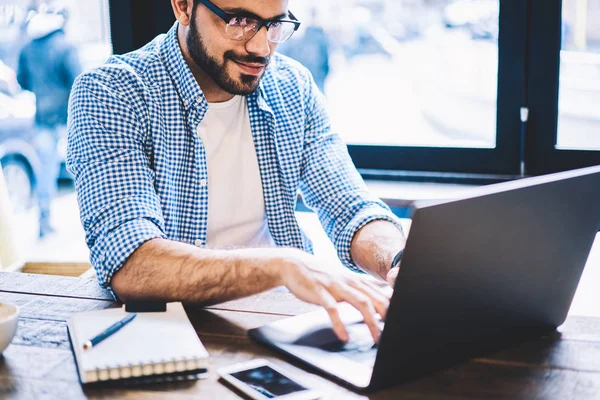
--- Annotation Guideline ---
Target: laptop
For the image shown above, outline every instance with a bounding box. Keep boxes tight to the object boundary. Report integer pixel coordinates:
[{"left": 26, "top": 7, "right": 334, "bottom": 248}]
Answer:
[{"left": 249, "top": 165, "right": 600, "bottom": 391}]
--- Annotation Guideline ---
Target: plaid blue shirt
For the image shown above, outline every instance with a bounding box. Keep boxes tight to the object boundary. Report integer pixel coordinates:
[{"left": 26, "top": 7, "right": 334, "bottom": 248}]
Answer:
[{"left": 67, "top": 23, "right": 401, "bottom": 294}]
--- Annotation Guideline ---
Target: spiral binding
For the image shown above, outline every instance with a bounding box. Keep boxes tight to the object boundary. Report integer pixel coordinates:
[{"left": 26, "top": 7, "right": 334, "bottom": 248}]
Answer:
[{"left": 86, "top": 356, "right": 204, "bottom": 383}]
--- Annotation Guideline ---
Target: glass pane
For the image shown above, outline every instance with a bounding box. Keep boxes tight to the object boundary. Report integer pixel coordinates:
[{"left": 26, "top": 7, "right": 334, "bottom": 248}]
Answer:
[
  {"left": 557, "top": 0, "right": 600, "bottom": 150},
  {"left": 0, "top": 1, "right": 111, "bottom": 265},
  {"left": 279, "top": 0, "right": 499, "bottom": 148}
]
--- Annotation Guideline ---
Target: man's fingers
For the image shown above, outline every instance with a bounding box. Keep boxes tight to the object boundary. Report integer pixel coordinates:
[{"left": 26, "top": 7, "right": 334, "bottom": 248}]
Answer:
[
  {"left": 359, "top": 275, "right": 394, "bottom": 300},
  {"left": 359, "top": 276, "right": 393, "bottom": 298},
  {"left": 346, "top": 278, "right": 390, "bottom": 320},
  {"left": 316, "top": 288, "right": 349, "bottom": 342},
  {"left": 329, "top": 283, "right": 381, "bottom": 343}
]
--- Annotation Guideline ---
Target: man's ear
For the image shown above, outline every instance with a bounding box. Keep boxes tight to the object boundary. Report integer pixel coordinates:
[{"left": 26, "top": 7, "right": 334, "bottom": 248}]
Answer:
[{"left": 171, "top": 0, "right": 194, "bottom": 26}]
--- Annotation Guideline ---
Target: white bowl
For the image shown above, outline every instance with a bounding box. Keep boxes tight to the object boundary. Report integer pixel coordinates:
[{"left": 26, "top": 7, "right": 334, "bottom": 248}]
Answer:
[{"left": 0, "top": 302, "right": 19, "bottom": 354}]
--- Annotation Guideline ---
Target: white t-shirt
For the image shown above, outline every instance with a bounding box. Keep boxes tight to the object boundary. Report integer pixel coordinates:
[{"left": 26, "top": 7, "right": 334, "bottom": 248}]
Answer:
[{"left": 196, "top": 95, "right": 275, "bottom": 248}]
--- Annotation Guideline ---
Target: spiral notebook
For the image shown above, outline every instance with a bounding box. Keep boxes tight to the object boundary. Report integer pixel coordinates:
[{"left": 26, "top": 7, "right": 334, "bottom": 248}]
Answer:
[{"left": 67, "top": 302, "right": 209, "bottom": 385}]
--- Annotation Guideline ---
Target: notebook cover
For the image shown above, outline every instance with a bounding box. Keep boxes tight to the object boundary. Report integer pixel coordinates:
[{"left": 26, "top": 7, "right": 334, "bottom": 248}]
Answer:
[{"left": 67, "top": 302, "right": 209, "bottom": 385}]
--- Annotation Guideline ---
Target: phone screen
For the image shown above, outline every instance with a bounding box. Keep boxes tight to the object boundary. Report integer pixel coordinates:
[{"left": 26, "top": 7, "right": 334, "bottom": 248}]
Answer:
[{"left": 231, "top": 365, "right": 308, "bottom": 398}]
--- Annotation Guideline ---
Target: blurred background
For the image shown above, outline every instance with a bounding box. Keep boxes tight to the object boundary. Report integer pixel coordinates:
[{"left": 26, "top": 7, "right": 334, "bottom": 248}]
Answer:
[
  {"left": 0, "top": 0, "right": 110, "bottom": 264},
  {"left": 0, "top": 0, "right": 599, "bottom": 265}
]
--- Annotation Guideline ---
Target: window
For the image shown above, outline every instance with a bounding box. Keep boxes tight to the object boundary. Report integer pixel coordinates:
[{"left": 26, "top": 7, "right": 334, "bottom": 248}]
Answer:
[
  {"left": 276, "top": 0, "right": 524, "bottom": 177},
  {"left": 526, "top": 0, "right": 600, "bottom": 175},
  {"left": 557, "top": 0, "right": 600, "bottom": 151},
  {"left": 283, "top": 1, "right": 499, "bottom": 149}
]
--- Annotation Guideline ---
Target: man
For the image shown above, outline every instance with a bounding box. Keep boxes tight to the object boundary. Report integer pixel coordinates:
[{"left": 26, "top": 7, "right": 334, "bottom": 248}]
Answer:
[
  {"left": 67, "top": 0, "right": 406, "bottom": 343},
  {"left": 18, "top": 5, "right": 81, "bottom": 238}
]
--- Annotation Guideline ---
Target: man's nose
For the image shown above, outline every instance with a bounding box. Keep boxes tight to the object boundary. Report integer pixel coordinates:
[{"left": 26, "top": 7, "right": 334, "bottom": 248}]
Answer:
[{"left": 245, "top": 26, "right": 272, "bottom": 58}]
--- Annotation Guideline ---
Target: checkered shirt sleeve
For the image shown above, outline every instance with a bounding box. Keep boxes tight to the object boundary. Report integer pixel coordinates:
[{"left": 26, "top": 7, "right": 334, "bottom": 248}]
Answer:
[
  {"left": 298, "top": 72, "right": 404, "bottom": 273},
  {"left": 66, "top": 70, "right": 166, "bottom": 298}
]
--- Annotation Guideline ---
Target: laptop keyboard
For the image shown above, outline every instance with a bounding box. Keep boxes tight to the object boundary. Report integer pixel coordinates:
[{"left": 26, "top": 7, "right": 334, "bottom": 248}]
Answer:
[{"left": 336, "top": 343, "right": 378, "bottom": 367}]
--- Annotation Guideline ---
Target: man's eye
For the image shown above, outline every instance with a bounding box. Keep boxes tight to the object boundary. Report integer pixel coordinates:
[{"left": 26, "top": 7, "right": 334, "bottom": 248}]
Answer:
[{"left": 231, "top": 17, "right": 255, "bottom": 27}]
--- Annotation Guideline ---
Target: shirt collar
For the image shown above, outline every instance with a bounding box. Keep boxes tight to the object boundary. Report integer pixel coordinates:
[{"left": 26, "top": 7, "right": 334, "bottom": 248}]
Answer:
[{"left": 161, "top": 22, "right": 205, "bottom": 110}]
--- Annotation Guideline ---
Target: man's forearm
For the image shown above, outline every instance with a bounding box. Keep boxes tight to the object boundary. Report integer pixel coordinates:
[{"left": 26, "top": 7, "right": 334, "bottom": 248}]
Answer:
[
  {"left": 350, "top": 220, "right": 406, "bottom": 280},
  {"left": 111, "top": 238, "right": 286, "bottom": 305}
]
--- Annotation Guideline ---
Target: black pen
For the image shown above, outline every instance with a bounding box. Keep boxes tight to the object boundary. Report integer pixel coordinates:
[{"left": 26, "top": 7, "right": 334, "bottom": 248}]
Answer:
[{"left": 83, "top": 313, "right": 137, "bottom": 350}]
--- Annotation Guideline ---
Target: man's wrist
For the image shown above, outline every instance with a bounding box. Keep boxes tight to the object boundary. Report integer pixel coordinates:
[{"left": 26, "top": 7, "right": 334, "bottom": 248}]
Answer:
[{"left": 265, "top": 248, "right": 303, "bottom": 287}]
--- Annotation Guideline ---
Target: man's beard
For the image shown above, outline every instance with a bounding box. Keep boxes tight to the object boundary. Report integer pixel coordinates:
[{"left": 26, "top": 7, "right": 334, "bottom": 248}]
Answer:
[{"left": 187, "top": 13, "right": 270, "bottom": 96}]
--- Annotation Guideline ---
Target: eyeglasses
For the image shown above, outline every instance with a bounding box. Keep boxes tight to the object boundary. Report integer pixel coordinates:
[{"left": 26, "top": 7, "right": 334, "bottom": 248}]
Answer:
[{"left": 197, "top": 0, "right": 301, "bottom": 43}]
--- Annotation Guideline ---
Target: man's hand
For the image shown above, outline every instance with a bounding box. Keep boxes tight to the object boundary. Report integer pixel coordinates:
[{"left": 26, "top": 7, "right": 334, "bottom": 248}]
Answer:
[
  {"left": 277, "top": 248, "right": 391, "bottom": 344},
  {"left": 113, "top": 239, "right": 391, "bottom": 344}
]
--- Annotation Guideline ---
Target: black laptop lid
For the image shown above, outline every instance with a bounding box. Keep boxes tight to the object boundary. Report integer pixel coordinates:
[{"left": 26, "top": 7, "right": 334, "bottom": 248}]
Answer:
[{"left": 370, "top": 166, "right": 600, "bottom": 389}]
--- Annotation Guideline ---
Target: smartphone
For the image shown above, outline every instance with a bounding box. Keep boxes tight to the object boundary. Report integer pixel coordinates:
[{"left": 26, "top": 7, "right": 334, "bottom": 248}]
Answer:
[{"left": 218, "top": 359, "right": 321, "bottom": 400}]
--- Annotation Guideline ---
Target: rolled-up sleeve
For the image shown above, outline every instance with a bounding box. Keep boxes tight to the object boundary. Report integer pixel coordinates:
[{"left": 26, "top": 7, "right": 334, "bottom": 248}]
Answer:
[
  {"left": 67, "top": 69, "right": 166, "bottom": 296},
  {"left": 298, "top": 73, "right": 403, "bottom": 273}
]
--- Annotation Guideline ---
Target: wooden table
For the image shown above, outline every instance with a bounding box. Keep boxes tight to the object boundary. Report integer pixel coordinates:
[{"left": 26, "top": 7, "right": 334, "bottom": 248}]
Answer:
[{"left": 2, "top": 272, "right": 600, "bottom": 399}]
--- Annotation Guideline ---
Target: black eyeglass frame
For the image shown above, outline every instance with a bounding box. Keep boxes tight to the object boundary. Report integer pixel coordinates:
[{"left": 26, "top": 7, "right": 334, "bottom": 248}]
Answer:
[{"left": 197, "top": 0, "right": 301, "bottom": 42}]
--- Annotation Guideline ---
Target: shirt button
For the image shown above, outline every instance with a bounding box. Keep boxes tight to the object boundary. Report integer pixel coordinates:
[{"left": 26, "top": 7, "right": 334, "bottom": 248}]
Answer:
[
  {"left": 200, "top": 179, "right": 207, "bottom": 187},
  {"left": 195, "top": 239, "right": 204, "bottom": 247}
]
